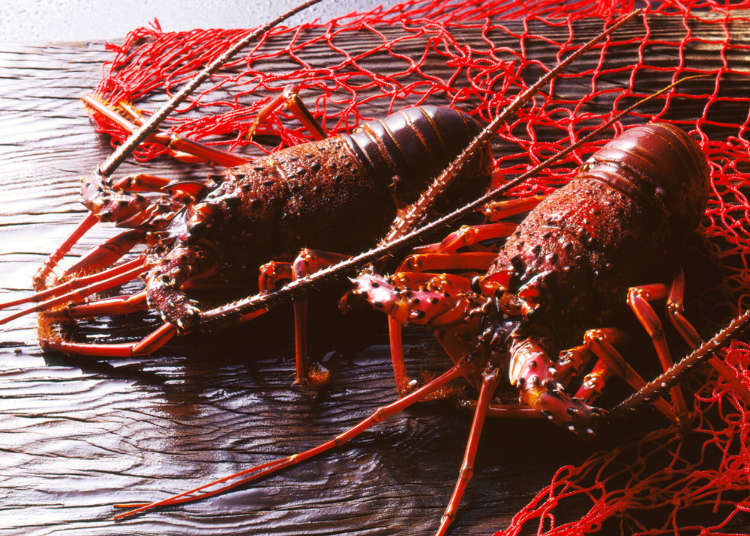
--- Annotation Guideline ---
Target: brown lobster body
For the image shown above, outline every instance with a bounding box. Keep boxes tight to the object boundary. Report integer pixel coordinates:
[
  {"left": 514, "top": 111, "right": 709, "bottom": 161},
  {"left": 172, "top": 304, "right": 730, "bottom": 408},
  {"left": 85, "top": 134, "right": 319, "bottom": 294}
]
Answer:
[
  {"left": 489, "top": 123, "right": 709, "bottom": 349},
  {"left": 139, "top": 105, "right": 492, "bottom": 330},
  {"left": 154, "top": 107, "right": 492, "bottom": 298}
]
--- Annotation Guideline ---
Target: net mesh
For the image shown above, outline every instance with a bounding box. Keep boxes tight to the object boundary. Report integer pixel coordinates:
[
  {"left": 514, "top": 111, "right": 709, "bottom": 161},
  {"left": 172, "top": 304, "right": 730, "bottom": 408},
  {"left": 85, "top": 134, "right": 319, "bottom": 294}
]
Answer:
[{"left": 90, "top": 0, "right": 750, "bottom": 534}]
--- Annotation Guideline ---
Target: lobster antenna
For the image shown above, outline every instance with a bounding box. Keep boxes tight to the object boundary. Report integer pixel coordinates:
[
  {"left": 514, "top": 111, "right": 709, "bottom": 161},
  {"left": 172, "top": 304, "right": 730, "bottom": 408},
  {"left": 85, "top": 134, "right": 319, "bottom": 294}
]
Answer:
[
  {"left": 608, "top": 309, "right": 750, "bottom": 420},
  {"left": 202, "top": 20, "right": 713, "bottom": 329},
  {"left": 97, "top": 0, "right": 323, "bottom": 178}
]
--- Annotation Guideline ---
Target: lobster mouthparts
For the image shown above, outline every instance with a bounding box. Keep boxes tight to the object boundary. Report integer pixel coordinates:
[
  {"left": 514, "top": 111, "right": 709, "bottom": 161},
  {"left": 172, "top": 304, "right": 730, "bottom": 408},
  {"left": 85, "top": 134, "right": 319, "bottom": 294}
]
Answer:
[{"left": 351, "top": 271, "right": 475, "bottom": 327}]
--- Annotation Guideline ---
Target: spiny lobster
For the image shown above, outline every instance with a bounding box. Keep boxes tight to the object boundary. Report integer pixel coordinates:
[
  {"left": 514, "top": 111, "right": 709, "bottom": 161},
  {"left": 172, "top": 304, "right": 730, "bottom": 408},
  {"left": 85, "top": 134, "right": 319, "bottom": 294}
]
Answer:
[{"left": 20, "top": 98, "right": 490, "bottom": 385}]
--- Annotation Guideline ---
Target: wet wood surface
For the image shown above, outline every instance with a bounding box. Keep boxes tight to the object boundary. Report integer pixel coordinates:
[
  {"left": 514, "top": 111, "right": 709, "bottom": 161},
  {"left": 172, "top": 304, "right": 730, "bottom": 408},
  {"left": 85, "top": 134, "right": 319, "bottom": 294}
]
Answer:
[{"left": 1, "top": 15, "right": 749, "bottom": 536}]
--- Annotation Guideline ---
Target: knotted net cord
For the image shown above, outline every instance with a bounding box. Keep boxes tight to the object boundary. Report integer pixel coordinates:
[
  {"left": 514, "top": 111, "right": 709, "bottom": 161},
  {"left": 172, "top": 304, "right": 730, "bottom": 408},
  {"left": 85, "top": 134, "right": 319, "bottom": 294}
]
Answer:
[{"left": 90, "top": 1, "right": 749, "bottom": 533}]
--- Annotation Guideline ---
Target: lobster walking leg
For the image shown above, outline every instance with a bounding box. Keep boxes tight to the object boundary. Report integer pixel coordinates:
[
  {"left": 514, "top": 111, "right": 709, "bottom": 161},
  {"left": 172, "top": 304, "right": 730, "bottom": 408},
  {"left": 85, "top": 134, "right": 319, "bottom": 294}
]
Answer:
[
  {"left": 247, "top": 84, "right": 327, "bottom": 141},
  {"left": 627, "top": 283, "right": 690, "bottom": 422},
  {"left": 259, "top": 249, "right": 351, "bottom": 384},
  {"left": 567, "top": 328, "right": 676, "bottom": 421},
  {"left": 0, "top": 262, "right": 147, "bottom": 326},
  {"left": 112, "top": 173, "right": 171, "bottom": 192},
  {"left": 665, "top": 269, "right": 750, "bottom": 405},
  {"left": 290, "top": 249, "right": 350, "bottom": 384},
  {"left": 112, "top": 358, "right": 470, "bottom": 519},
  {"left": 0, "top": 254, "right": 144, "bottom": 311},
  {"left": 62, "top": 230, "right": 146, "bottom": 280},
  {"left": 356, "top": 269, "right": 484, "bottom": 400},
  {"left": 43, "top": 291, "right": 148, "bottom": 320},
  {"left": 358, "top": 270, "right": 476, "bottom": 396},
  {"left": 83, "top": 95, "right": 250, "bottom": 167},
  {"left": 396, "top": 250, "right": 500, "bottom": 273},
  {"left": 43, "top": 322, "right": 176, "bottom": 357},
  {"left": 110, "top": 173, "right": 218, "bottom": 201},
  {"left": 386, "top": 316, "right": 412, "bottom": 394},
  {"left": 436, "top": 366, "right": 501, "bottom": 536},
  {"left": 481, "top": 195, "right": 546, "bottom": 222},
  {"left": 32, "top": 212, "right": 99, "bottom": 290}
]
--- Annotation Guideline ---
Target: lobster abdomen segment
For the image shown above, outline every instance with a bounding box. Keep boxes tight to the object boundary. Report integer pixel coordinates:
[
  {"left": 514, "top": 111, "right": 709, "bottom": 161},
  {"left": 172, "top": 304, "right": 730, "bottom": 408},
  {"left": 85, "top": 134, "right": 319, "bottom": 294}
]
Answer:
[
  {"left": 584, "top": 122, "right": 709, "bottom": 232},
  {"left": 346, "top": 105, "right": 493, "bottom": 209}
]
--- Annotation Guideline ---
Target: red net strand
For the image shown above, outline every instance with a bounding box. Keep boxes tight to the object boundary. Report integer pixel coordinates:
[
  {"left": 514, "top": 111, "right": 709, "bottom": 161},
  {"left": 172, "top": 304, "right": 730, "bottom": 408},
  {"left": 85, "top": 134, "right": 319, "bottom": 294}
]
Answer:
[{"left": 90, "top": 1, "right": 750, "bottom": 534}]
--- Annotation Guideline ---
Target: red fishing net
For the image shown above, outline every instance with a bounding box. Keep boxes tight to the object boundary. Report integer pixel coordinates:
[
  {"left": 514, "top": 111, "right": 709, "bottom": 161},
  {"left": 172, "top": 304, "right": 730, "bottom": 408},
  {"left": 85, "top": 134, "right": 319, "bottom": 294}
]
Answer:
[{"left": 90, "top": 0, "right": 749, "bottom": 534}]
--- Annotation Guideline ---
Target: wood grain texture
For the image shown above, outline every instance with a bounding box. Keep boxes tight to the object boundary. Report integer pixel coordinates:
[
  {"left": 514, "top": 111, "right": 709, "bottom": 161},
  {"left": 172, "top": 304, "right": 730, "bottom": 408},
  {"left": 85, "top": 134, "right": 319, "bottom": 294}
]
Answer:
[{"left": 0, "top": 14, "right": 748, "bottom": 536}]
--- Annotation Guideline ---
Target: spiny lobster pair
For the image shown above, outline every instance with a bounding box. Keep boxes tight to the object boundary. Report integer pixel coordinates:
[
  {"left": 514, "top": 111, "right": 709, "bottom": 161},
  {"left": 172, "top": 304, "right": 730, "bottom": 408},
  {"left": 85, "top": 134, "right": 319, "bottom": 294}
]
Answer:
[{"left": 3, "top": 4, "right": 749, "bottom": 535}]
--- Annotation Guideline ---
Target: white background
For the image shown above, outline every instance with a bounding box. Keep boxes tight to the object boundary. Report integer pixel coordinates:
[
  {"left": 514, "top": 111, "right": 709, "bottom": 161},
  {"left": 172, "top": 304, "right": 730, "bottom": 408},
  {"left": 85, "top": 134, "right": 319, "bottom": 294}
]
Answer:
[{"left": 0, "top": 0, "right": 404, "bottom": 43}]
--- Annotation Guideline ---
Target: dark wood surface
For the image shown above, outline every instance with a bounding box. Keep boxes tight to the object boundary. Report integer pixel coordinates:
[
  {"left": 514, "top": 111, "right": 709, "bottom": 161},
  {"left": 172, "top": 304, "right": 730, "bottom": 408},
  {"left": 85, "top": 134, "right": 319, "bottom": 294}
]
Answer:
[{"left": 1, "top": 15, "right": 748, "bottom": 536}]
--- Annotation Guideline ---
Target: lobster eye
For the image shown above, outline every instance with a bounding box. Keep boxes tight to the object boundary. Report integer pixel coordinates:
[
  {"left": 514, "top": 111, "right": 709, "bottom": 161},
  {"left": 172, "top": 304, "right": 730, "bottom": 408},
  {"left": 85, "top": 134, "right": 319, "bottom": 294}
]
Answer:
[
  {"left": 471, "top": 275, "right": 482, "bottom": 294},
  {"left": 579, "top": 159, "right": 594, "bottom": 173}
]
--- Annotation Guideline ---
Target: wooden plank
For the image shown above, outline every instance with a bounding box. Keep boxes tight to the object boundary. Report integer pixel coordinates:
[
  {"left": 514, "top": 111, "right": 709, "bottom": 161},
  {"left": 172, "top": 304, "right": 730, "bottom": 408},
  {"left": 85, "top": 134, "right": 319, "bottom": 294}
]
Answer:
[{"left": 0, "top": 14, "right": 748, "bottom": 536}]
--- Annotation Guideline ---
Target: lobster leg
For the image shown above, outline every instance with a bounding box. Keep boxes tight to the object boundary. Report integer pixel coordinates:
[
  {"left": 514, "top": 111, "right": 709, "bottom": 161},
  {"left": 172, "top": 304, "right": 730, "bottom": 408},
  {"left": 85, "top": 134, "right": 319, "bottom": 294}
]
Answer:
[
  {"left": 435, "top": 366, "right": 501, "bottom": 536},
  {"left": 0, "top": 260, "right": 147, "bottom": 325},
  {"left": 63, "top": 229, "right": 146, "bottom": 280},
  {"left": 480, "top": 195, "right": 546, "bottom": 222},
  {"left": 386, "top": 316, "right": 413, "bottom": 395},
  {"left": 83, "top": 95, "right": 249, "bottom": 167},
  {"left": 1, "top": 255, "right": 145, "bottom": 314},
  {"left": 384, "top": 269, "right": 479, "bottom": 397},
  {"left": 247, "top": 84, "right": 327, "bottom": 141},
  {"left": 355, "top": 270, "right": 477, "bottom": 398},
  {"left": 291, "top": 249, "right": 351, "bottom": 384},
  {"left": 459, "top": 399, "right": 543, "bottom": 419},
  {"left": 33, "top": 212, "right": 99, "bottom": 290},
  {"left": 396, "top": 251, "right": 499, "bottom": 273},
  {"left": 388, "top": 194, "right": 532, "bottom": 255},
  {"left": 258, "top": 250, "right": 350, "bottom": 384},
  {"left": 410, "top": 220, "right": 520, "bottom": 255},
  {"left": 566, "top": 328, "right": 676, "bottom": 421},
  {"left": 112, "top": 358, "right": 469, "bottom": 519},
  {"left": 385, "top": 266, "right": 482, "bottom": 397},
  {"left": 554, "top": 343, "right": 596, "bottom": 387},
  {"left": 111, "top": 173, "right": 172, "bottom": 192},
  {"left": 627, "top": 283, "right": 690, "bottom": 423},
  {"left": 110, "top": 173, "right": 215, "bottom": 201},
  {"left": 665, "top": 268, "right": 750, "bottom": 405},
  {"left": 43, "top": 291, "right": 148, "bottom": 320},
  {"left": 258, "top": 260, "right": 293, "bottom": 293},
  {"left": 43, "top": 322, "right": 177, "bottom": 357}
]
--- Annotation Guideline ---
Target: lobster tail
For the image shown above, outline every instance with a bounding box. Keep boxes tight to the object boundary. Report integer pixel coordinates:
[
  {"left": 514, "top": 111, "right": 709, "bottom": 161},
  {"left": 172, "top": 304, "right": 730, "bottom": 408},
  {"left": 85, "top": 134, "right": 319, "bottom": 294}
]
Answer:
[
  {"left": 581, "top": 122, "right": 709, "bottom": 232},
  {"left": 346, "top": 105, "right": 493, "bottom": 209}
]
